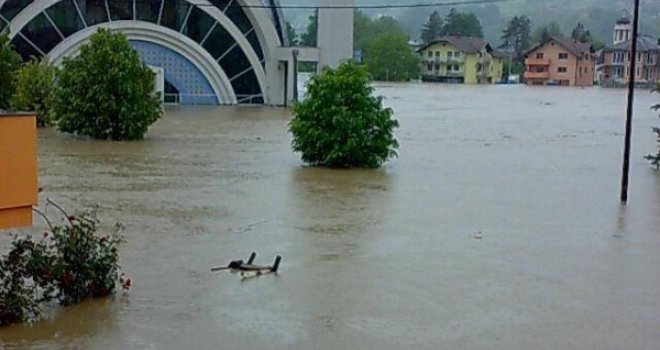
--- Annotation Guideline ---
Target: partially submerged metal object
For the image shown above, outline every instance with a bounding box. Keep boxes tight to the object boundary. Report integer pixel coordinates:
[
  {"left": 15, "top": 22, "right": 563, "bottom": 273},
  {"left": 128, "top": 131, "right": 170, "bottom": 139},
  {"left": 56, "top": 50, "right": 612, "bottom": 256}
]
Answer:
[{"left": 212, "top": 252, "right": 282, "bottom": 279}]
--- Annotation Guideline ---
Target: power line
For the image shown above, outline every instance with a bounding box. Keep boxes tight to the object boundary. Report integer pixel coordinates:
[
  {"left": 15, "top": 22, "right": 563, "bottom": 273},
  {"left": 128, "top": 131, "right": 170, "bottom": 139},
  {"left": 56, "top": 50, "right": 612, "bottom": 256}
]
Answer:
[
  {"left": 127, "top": 0, "right": 517, "bottom": 10},
  {"left": 233, "top": 0, "right": 516, "bottom": 9}
]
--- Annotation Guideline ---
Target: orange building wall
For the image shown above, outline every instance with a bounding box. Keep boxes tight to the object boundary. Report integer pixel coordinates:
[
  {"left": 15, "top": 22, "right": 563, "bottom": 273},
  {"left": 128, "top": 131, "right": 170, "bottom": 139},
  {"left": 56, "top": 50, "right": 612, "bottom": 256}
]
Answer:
[{"left": 0, "top": 113, "right": 38, "bottom": 230}]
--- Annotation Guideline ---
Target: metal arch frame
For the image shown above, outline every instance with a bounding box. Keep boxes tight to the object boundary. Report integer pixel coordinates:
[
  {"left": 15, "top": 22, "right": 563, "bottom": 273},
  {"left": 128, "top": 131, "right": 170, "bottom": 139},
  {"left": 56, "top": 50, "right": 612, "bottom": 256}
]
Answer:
[
  {"left": 47, "top": 21, "right": 236, "bottom": 104},
  {"left": 5, "top": 0, "right": 273, "bottom": 104}
]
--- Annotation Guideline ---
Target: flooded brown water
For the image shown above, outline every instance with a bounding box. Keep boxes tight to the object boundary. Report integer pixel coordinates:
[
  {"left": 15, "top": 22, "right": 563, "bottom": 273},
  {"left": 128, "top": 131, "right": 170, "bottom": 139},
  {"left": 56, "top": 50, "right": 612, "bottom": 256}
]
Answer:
[{"left": 1, "top": 84, "right": 660, "bottom": 349}]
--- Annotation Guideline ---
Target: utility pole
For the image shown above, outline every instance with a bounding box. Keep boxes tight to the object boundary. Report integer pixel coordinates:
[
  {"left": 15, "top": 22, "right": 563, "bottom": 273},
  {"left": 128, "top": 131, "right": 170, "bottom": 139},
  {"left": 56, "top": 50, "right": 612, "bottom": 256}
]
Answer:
[{"left": 620, "top": 0, "right": 640, "bottom": 203}]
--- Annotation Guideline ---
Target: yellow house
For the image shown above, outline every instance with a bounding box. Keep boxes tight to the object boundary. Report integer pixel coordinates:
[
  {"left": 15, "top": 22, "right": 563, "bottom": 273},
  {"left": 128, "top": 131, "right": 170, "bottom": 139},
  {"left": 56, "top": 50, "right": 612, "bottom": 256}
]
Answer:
[{"left": 417, "top": 36, "right": 505, "bottom": 84}]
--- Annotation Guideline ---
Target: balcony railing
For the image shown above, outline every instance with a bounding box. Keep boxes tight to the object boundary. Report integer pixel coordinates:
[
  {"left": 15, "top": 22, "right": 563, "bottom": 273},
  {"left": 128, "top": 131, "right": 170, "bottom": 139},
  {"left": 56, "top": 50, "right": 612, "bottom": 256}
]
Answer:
[
  {"left": 524, "top": 71, "right": 549, "bottom": 79},
  {"left": 525, "top": 58, "right": 550, "bottom": 66},
  {"left": 446, "top": 57, "right": 465, "bottom": 64}
]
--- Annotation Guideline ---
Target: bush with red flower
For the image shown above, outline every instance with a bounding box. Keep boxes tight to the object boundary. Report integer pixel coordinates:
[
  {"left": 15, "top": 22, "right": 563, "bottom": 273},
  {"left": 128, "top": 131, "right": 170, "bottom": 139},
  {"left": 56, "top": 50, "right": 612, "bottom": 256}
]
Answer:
[{"left": 0, "top": 205, "right": 125, "bottom": 326}]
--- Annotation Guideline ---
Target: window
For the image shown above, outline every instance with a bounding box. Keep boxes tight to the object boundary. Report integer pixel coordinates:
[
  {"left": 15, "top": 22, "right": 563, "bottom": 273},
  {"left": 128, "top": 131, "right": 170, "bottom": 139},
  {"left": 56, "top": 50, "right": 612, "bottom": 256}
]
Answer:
[
  {"left": 46, "top": 0, "right": 86, "bottom": 38},
  {"left": 435, "top": 51, "right": 440, "bottom": 57},
  {"left": 427, "top": 64, "right": 432, "bottom": 71},
  {"left": 558, "top": 52, "right": 568, "bottom": 59},
  {"left": 557, "top": 67, "right": 567, "bottom": 73},
  {"left": 160, "top": 0, "right": 191, "bottom": 31},
  {"left": 427, "top": 51, "right": 432, "bottom": 58},
  {"left": 536, "top": 52, "right": 544, "bottom": 59},
  {"left": 76, "top": 0, "right": 108, "bottom": 26},
  {"left": 638, "top": 52, "right": 643, "bottom": 62},
  {"left": 535, "top": 66, "right": 545, "bottom": 73}
]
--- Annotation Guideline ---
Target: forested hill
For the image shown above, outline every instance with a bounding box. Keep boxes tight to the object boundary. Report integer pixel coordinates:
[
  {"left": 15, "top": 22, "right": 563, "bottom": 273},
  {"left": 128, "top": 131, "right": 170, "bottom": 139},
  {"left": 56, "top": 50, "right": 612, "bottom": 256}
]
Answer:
[{"left": 281, "top": 0, "right": 660, "bottom": 46}]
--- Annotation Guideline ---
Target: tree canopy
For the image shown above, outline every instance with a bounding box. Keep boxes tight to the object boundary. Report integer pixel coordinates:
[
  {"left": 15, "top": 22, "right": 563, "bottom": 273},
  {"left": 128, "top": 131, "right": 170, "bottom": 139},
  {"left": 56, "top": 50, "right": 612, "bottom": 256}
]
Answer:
[
  {"left": 10, "top": 58, "right": 57, "bottom": 126},
  {"left": 365, "top": 33, "right": 419, "bottom": 82},
  {"left": 53, "top": 29, "right": 162, "bottom": 140},
  {"left": 440, "top": 9, "right": 484, "bottom": 38},
  {"left": 300, "top": 12, "right": 318, "bottom": 47},
  {"left": 420, "top": 11, "right": 443, "bottom": 44},
  {"left": 0, "top": 33, "right": 21, "bottom": 110},
  {"left": 286, "top": 21, "right": 298, "bottom": 46},
  {"left": 289, "top": 61, "right": 399, "bottom": 168},
  {"left": 500, "top": 16, "right": 531, "bottom": 62}
]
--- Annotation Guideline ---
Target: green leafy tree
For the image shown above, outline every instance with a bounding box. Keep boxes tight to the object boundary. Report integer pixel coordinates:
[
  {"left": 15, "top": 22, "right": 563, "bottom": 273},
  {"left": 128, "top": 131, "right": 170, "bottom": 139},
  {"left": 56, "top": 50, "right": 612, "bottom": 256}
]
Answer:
[
  {"left": 365, "top": 33, "right": 419, "bottom": 81},
  {"left": 10, "top": 58, "right": 57, "bottom": 127},
  {"left": 571, "top": 22, "right": 604, "bottom": 49},
  {"left": 440, "top": 9, "right": 483, "bottom": 38},
  {"left": 421, "top": 11, "right": 443, "bottom": 44},
  {"left": 500, "top": 16, "right": 531, "bottom": 62},
  {"left": 53, "top": 29, "right": 162, "bottom": 140},
  {"left": 286, "top": 21, "right": 298, "bottom": 46},
  {"left": 647, "top": 85, "right": 660, "bottom": 169},
  {"left": 571, "top": 22, "right": 590, "bottom": 42},
  {"left": 0, "top": 33, "right": 21, "bottom": 110},
  {"left": 531, "top": 22, "right": 562, "bottom": 44},
  {"left": 354, "top": 12, "right": 408, "bottom": 62},
  {"left": 300, "top": 11, "right": 318, "bottom": 47},
  {"left": 289, "top": 61, "right": 399, "bottom": 168}
]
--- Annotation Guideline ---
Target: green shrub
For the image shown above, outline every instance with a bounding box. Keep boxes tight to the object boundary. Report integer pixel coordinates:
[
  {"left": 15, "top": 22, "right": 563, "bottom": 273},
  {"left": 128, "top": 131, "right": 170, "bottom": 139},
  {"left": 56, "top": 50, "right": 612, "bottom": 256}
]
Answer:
[
  {"left": 289, "top": 61, "right": 399, "bottom": 168},
  {"left": 53, "top": 28, "right": 162, "bottom": 140},
  {"left": 0, "top": 33, "right": 21, "bottom": 110},
  {"left": 0, "top": 205, "right": 125, "bottom": 326},
  {"left": 10, "top": 58, "right": 57, "bottom": 126},
  {"left": 0, "top": 237, "right": 54, "bottom": 326},
  {"left": 50, "top": 208, "right": 125, "bottom": 305}
]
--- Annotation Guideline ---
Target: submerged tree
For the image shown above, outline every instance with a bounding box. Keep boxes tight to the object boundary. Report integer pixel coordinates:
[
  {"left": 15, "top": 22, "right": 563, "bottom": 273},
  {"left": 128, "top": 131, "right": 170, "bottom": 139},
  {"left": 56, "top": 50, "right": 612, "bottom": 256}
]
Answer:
[
  {"left": 53, "top": 29, "right": 162, "bottom": 140},
  {"left": 10, "top": 58, "right": 57, "bottom": 126},
  {"left": 289, "top": 61, "right": 399, "bottom": 168},
  {"left": 0, "top": 33, "right": 21, "bottom": 110}
]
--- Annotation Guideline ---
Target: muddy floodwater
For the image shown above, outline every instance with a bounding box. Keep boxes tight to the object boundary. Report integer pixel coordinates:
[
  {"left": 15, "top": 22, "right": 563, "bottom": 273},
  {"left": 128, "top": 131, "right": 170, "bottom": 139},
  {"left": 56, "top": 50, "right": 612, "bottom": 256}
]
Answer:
[{"left": 1, "top": 84, "right": 660, "bottom": 349}]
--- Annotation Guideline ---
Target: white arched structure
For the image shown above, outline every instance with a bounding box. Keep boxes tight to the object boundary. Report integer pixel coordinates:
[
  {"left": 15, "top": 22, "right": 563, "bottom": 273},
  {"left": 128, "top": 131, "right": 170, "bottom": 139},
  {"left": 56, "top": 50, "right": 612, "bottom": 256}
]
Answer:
[
  {"left": 4, "top": 0, "right": 276, "bottom": 104},
  {"left": 48, "top": 21, "right": 236, "bottom": 104}
]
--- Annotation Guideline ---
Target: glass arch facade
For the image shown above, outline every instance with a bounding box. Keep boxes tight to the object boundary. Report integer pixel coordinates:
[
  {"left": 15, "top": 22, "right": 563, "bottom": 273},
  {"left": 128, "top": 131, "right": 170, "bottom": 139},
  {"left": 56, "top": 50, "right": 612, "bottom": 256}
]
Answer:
[{"left": 1, "top": 0, "right": 273, "bottom": 105}]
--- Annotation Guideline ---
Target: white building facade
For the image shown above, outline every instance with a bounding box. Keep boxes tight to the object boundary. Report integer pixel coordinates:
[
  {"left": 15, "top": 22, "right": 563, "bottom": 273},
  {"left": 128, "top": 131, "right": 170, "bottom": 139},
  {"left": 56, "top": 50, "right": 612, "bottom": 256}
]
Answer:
[{"left": 0, "top": 0, "right": 353, "bottom": 106}]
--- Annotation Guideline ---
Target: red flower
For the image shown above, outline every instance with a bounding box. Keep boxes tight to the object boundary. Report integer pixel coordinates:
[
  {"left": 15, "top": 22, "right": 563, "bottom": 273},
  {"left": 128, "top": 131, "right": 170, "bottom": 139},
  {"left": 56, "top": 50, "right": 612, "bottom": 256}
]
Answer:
[{"left": 122, "top": 277, "right": 132, "bottom": 291}]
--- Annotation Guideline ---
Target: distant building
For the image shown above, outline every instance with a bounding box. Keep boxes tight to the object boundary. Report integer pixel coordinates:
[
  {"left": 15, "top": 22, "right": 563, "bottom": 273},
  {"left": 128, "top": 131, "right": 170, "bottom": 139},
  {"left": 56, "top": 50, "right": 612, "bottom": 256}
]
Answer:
[
  {"left": 523, "top": 37, "right": 595, "bottom": 87},
  {"left": 417, "top": 36, "right": 504, "bottom": 84},
  {"left": 598, "top": 18, "right": 660, "bottom": 88}
]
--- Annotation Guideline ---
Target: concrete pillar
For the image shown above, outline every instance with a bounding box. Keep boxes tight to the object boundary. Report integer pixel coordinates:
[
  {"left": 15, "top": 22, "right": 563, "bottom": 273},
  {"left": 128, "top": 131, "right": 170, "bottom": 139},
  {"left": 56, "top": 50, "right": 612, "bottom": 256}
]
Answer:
[{"left": 317, "top": 0, "right": 354, "bottom": 69}]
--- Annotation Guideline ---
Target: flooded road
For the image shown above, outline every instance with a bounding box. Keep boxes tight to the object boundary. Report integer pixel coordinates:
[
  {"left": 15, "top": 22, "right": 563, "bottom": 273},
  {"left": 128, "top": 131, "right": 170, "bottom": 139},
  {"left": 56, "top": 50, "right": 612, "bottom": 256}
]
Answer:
[{"left": 1, "top": 84, "right": 659, "bottom": 349}]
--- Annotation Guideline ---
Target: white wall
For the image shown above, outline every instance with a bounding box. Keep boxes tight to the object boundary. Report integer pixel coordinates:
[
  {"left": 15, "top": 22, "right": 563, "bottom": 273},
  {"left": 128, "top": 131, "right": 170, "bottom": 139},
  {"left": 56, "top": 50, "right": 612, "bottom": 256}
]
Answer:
[{"left": 317, "top": 0, "right": 354, "bottom": 70}]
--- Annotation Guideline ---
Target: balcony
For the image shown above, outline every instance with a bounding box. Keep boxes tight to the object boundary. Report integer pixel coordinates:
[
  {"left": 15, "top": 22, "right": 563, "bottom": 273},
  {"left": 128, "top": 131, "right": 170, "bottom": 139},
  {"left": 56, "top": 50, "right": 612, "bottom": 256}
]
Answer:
[
  {"left": 525, "top": 58, "right": 550, "bottom": 66},
  {"left": 524, "top": 71, "right": 549, "bottom": 79},
  {"left": 446, "top": 57, "right": 465, "bottom": 64}
]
